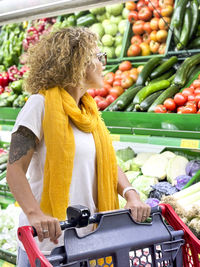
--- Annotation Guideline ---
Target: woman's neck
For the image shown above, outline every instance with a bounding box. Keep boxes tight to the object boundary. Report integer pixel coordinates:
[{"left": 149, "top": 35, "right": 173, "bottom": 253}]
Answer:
[{"left": 66, "top": 87, "right": 85, "bottom": 106}]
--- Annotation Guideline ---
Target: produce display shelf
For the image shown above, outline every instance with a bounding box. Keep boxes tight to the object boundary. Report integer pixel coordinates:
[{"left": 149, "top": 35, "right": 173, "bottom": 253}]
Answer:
[
  {"left": 0, "top": 108, "right": 21, "bottom": 126},
  {"left": 102, "top": 111, "right": 200, "bottom": 139}
]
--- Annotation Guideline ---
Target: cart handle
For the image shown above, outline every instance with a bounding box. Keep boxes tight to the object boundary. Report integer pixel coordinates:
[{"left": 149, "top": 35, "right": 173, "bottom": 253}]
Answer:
[{"left": 18, "top": 205, "right": 162, "bottom": 267}]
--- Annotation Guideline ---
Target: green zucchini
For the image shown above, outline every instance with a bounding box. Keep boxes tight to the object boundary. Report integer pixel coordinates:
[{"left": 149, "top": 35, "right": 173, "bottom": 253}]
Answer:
[
  {"left": 116, "top": 85, "right": 142, "bottom": 110},
  {"left": 135, "top": 90, "right": 165, "bottom": 111},
  {"left": 0, "top": 154, "right": 8, "bottom": 165},
  {"left": 135, "top": 57, "right": 162, "bottom": 86},
  {"left": 148, "top": 84, "right": 180, "bottom": 112},
  {"left": 133, "top": 80, "right": 170, "bottom": 105},
  {"left": 125, "top": 102, "right": 135, "bottom": 112},
  {"left": 189, "top": 0, "right": 199, "bottom": 40},
  {"left": 150, "top": 56, "right": 178, "bottom": 79},
  {"left": 172, "top": 0, "right": 188, "bottom": 28},
  {"left": 76, "top": 14, "right": 96, "bottom": 27},
  {"left": 188, "top": 37, "right": 200, "bottom": 49},
  {"left": 173, "top": 26, "right": 181, "bottom": 46},
  {"left": 177, "top": 8, "right": 192, "bottom": 50},
  {"left": 168, "top": 74, "right": 175, "bottom": 83},
  {"left": 149, "top": 69, "right": 176, "bottom": 85},
  {"left": 174, "top": 53, "right": 200, "bottom": 87}
]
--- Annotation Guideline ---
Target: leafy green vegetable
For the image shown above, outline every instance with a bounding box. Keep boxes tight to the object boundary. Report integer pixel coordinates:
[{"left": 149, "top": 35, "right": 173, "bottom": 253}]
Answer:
[
  {"left": 133, "top": 152, "right": 156, "bottom": 167},
  {"left": 116, "top": 147, "right": 135, "bottom": 162},
  {"left": 132, "top": 175, "right": 158, "bottom": 196},
  {"left": 125, "top": 171, "right": 141, "bottom": 184}
]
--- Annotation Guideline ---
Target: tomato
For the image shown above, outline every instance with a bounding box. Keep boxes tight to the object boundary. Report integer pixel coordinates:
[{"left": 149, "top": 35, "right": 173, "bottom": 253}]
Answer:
[
  {"left": 98, "top": 99, "right": 109, "bottom": 110},
  {"left": 192, "top": 79, "right": 200, "bottom": 88},
  {"left": 139, "top": 42, "right": 151, "bottom": 56},
  {"left": 121, "top": 77, "right": 134, "bottom": 89},
  {"left": 87, "top": 88, "right": 96, "bottom": 98},
  {"left": 194, "top": 88, "right": 200, "bottom": 95},
  {"left": 181, "top": 105, "right": 197, "bottom": 114},
  {"left": 136, "top": 0, "right": 146, "bottom": 11},
  {"left": 132, "top": 20, "right": 145, "bottom": 35},
  {"left": 174, "top": 93, "right": 187, "bottom": 106},
  {"left": 142, "top": 33, "right": 151, "bottom": 44},
  {"left": 159, "top": 0, "right": 174, "bottom": 7},
  {"left": 121, "top": 71, "right": 130, "bottom": 79},
  {"left": 154, "top": 104, "right": 167, "bottom": 113},
  {"left": 158, "top": 17, "right": 171, "bottom": 30},
  {"left": 182, "top": 87, "right": 194, "bottom": 97},
  {"left": 198, "top": 101, "right": 200, "bottom": 109},
  {"left": 187, "top": 94, "right": 195, "bottom": 101},
  {"left": 153, "top": 7, "right": 162, "bottom": 18},
  {"left": 156, "top": 30, "right": 168, "bottom": 43},
  {"left": 138, "top": 7, "right": 153, "bottom": 21},
  {"left": 114, "top": 70, "right": 122, "bottom": 80},
  {"left": 94, "top": 95, "right": 104, "bottom": 105},
  {"left": 126, "top": 1, "right": 137, "bottom": 11},
  {"left": 131, "top": 35, "right": 143, "bottom": 45},
  {"left": 127, "top": 44, "right": 141, "bottom": 56},
  {"left": 148, "top": 0, "right": 159, "bottom": 10},
  {"left": 98, "top": 87, "right": 108, "bottom": 97},
  {"left": 128, "top": 11, "right": 138, "bottom": 23},
  {"left": 106, "top": 94, "right": 117, "bottom": 104},
  {"left": 119, "top": 61, "right": 132, "bottom": 71},
  {"left": 113, "top": 79, "right": 121, "bottom": 87},
  {"left": 143, "top": 22, "right": 152, "bottom": 34},
  {"left": 190, "top": 84, "right": 195, "bottom": 89},
  {"left": 129, "top": 69, "right": 138, "bottom": 82},
  {"left": 137, "top": 65, "right": 144, "bottom": 73},
  {"left": 158, "top": 43, "right": 166, "bottom": 54},
  {"left": 104, "top": 72, "right": 115, "bottom": 85},
  {"left": 197, "top": 109, "right": 200, "bottom": 114},
  {"left": 177, "top": 106, "right": 185, "bottom": 114},
  {"left": 149, "top": 40, "right": 160, "bottom": 53},
  {"left": 195, "top": 94, "right": 200, "bottom": 103},
  {"left": 150, "top": 30, "right": 158, "bottom": 41},
  {"left": 186, "top": 101, "right": 197, "bottom": 107},
  {"left": 109, "top": 86, "right": 124, "bottom": 97},
  {"left": 163, "top": 98, "right": 176, "bottom": 111},
  {"left": 115, "top": 70, "right": 122, "bottom": 76},
  {"left": 150, "top": 18, "right": 159, "bottom": 30},
  {"left": 161, "top": 5, "right": 173, "bottom": 16}
]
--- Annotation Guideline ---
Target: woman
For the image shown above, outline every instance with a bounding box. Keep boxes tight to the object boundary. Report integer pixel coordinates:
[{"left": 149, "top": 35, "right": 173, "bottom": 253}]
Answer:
[{"left": 6, "top": 27, "right": 150, "bottom": 266}]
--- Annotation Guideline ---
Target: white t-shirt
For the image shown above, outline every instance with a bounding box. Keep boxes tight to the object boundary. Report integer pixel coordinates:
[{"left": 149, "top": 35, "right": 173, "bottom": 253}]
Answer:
[{"left": 12, "top": 94, "right": 97, "bottom": 255}]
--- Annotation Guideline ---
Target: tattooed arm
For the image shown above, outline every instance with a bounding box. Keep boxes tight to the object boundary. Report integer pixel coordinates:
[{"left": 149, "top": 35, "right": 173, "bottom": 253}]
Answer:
[{"left": 6, "top": 126, "right": 61, "bottom": 243}]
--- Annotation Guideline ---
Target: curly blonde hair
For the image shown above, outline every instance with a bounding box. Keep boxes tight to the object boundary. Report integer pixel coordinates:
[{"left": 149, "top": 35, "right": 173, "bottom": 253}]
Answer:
[{"left": 24, "top": 27, "right": 98, "bottom": 94}]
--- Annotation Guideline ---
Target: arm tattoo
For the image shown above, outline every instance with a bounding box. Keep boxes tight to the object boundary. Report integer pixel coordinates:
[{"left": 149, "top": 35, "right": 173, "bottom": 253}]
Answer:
[{"left": 9, "top": 126, "right": 37, "bottom": 164}]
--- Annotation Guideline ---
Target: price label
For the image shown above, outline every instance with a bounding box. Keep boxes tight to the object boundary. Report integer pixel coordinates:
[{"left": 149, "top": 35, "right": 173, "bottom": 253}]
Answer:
[
  {"left": 111, "top": 134, "right": 120, "bottom": 142},
  {"left": 180, "top": 139, "right": 199, "bottom": 149}
]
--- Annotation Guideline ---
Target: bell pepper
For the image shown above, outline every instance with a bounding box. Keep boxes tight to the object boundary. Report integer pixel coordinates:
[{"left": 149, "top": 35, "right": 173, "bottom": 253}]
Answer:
[
  {"left": 1, "top": 72, "right": 9, "bottom": 87},
  {"left": 8, "top": 65, "right": 22, "bottom": 81},
  {"left": 0, "top": 86, "right": 4, "bottom": 94},
  {"left": 66, "top": 15, "right": 76, "bottom": 26},
  {"left": 10, "top": 79, "right": 23, "bottom": 94}
]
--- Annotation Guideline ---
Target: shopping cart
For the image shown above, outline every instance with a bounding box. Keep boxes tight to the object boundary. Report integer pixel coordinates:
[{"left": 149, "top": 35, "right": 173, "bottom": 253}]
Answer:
[{"left": 18, "top": 204, "right": 200, "bottom": 267}]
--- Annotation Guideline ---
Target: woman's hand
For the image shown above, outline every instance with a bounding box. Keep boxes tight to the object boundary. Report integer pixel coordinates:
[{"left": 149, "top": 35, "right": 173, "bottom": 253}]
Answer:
[
  {"left": 27, "top": 211, "right": 62, "bottom": 244},
  {"left": 124, "top": 190, "right": 151, "bottom": 222}
]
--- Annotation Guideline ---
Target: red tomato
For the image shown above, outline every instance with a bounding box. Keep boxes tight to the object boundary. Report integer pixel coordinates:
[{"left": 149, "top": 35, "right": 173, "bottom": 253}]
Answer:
[
  {"left": 197, "top": 109, "right": 200, "bottom": 114},
  {"left": 161, "top": 5, "right": 173, "bottom": 16},
  {"left": 128, "top": 11, "right": 138, "bottom": 23},
  {"left": 121, "top": 71, "right": 130, "bottom": 79},
  {"left": 187, "top": 94, "right": 195, "bottom": 101},
  {"left": 103, "top": 83, "right": 112, "bottom": 91},
  {"left": 158, "top": 43, "right": 166, "bottom": 54},
  {"left": 106, "top": 94, "right": 117, "bottom": 104},
  {"left": 143, "top": 22, "right": 152, "bottom": 34},
  {"left": 87, "top": 88, "right": 96, "bottom": 98},
  {"left": 104, "top": 72, "right": 115, "bottom": 85},
  {"left": 136, "top": 0, "right": 146, "bottom": 11},
  {"left": 138, "top": 7, "right": 153, "bottom": 21},
  {"left": 131, "top": 35, "right": 143, "bottom": 45},
  {"left": 194, "top": 88, "right": 200, "bottom": 95},
  {"left": 98, "top": 99, "right": 109, "bottom": 110},
  {"left": 129, "top": 72, "right": 138, "bottom": 82},
  {"left": 177, "top": 106, "right": 185, "bottom": 114},
  {"left": 198, "top": 101, "right": 200, "bottom": 109},
  {"left": 150, "top": 18, "right": 159, "bottom": 30},
  {"left": 192, "top": 79, "right": 200, "bottom": 88},
  {"left": 127, "top": 44, "right": 141, "bottom": 57},
  {"left": 132, "top": 20, "right": 145, "bottom": 35},
  {"left": 121, "top": 77, "right": 134, "bottom": 89},
  {"left": 189, "top": 84, "right": 195, "bottom": 89},
  {"left": 113, "top": 79, "right": 121, "bottom": 87},
  {"left": 119, "top": 61, "right": 132, "bottom": 71},
  {"left": 174, "top": 93, "right": 187, "bottom": 106},
  {"left": 153, "top": 8, "right": 162, "bottom": 18},
  {"left": 94, "top": 95, "right": 104, "bottom": 105},
  {"left": 109, "top": 86, "right": 124, "bottom": 97},
  {"left": 182, "top": 87, "right": 194, "bottom": 97},
  {"left": 126, "top": 1, "right": 137, "bottom": 11},
  {"left": 142, "top": 33, "right": 151, "bottom": 44},
  {"left": 149, "top": 40, "right": 160, "bottom": 53},
  {"left": 115, "top": 70, "right": 122, "bottom": 76},
  {"left": 181, "top": 106, "right": 197, "bottom": 114},
  {"left": 98, "top": 87, "right": 108, "bottom": 97},
  {"left": 154, "top": 104, "right": 167, "bottom": 113},
  {"left": 148, "top": 0, "right": 159, "bottom": 10},
  {"left": 163, "top": 98, "right": 176, "bottom": 111},
  {"left": 195, "top": 94, "right": 200, "bottom": 103}
]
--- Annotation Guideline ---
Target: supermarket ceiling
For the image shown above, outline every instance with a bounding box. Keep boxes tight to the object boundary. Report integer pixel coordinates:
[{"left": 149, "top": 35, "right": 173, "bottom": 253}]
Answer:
[{"left": 0, "top": 0, "right": 125, "bottom": 25}]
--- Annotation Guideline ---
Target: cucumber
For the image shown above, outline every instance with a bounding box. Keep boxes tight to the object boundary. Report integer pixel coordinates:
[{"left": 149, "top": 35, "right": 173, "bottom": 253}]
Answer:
[
  {"left": 189, "top": 0, "right": 199, "bottom": 40},
  {"left": 135, "top": 57, "right": 162, "bottom": 86},
  {"left": 149, "top": 69, "right": 175, "bottom": 85},
  {"left": 174, "top": 53, "right": 200, "bottom": 87},
  {"left": 0, "top": 154, "right": 8, "bottom": 165},
  {"left": 173, "top": 26, "right": 181, "bottom": 46},
  {"left": 133, "top": 80, "right": 170, "bottom": 105},
  {"left": 177, "top": 8, "right": 192, "bottom": 50},
  {"left": 125, "top": 102, "right": 135, "bottom": 112},
  {"left": 116, "top": 85, "right": 142, "bottom": 110},
  {"left": 150, "top": 56, "right": 178, "bottom": 79},
  {"left": 188, "top": 37, "right": 200, "bottom": 49},
  {"left": 135, "top": 90, "right": 165, "bottom": 111},
  {"left": 168, "top": 74, "right": 175, "bottom": 83},
  {"left": 172, "top": 0, "right": 188, "bottom": 28},
  {"left": 148, "top": 84, "right": 180, "bottom": 112}
]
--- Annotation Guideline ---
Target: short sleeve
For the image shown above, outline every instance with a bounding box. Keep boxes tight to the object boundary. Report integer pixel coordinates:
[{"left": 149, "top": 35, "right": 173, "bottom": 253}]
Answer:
[{"left": 12, "top": 94, "right": 45, "bottom": 141}]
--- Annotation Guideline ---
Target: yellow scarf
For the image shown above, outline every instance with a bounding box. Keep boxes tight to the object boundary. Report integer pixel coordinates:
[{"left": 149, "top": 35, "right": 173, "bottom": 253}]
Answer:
[{"left": 39, "top": 87, "right": 119, "bottom": 220}]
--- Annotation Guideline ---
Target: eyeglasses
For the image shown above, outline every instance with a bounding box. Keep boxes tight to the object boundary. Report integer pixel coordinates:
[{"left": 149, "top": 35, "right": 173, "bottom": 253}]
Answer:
[{"left": 96, "top": 52, "right": 107, "bottom": 66}]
